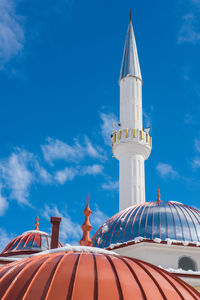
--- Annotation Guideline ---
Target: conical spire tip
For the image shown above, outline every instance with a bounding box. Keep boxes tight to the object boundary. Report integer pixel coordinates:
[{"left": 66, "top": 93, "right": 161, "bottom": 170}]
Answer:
[
  {"left": 119, "top": 9, "right": 142, "bottom": 82},
  {"left": 34, "top": 216, "right": 40, "bottom": 230}
]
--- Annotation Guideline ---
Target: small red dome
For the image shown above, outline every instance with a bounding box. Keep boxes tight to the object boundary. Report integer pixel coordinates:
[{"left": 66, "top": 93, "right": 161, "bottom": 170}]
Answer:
[
  {"left": 0, "top": 246, "right": 199, "bottom": 299},
  {"left": 0, "top": 230, "right": 62, "bottom": 257}
]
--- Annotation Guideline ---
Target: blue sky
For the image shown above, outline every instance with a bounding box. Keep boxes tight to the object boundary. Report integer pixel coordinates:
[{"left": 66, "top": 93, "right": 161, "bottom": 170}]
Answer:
[{"left": 0, "top": 0, "right": 200, "bottom": 249}]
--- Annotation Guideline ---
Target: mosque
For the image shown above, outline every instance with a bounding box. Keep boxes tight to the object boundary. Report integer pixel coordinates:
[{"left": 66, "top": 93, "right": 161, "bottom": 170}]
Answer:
[{"left": 0, "top": 13, "right": 200, "bottom": 299}]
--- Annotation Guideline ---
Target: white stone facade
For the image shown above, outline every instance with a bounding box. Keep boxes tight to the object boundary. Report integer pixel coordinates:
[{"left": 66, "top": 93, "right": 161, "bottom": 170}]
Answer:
[{"left": 113, "top": 242, "right": 200, "bottom": 289}]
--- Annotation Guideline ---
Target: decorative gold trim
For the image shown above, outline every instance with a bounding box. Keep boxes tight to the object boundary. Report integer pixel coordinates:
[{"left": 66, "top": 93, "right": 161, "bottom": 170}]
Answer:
[
  {"left": 133, "top": 129, "right": 137, "bottom": 138},
  {"left": 113, "top": 132, "right": 116, "bottom": 143},
  {"left": 146, "top": 133, "right": 149, "bottom": 143},
  {"left": 150, "top": 137, "right": 152, "bottom": 148},
  {"left": 125, "top": 128, "right": 128, "bottom": 138},
  {"left": 118, "top": 130, "right": 121, "bottom": 140},
  {"left": 140, "top": 130, "right": 143, "bottom": 140}
]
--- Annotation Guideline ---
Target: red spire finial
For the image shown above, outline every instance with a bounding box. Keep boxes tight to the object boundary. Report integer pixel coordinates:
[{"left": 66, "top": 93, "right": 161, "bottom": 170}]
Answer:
[
  {"left": 156, "top": 187, "right": 161, "bottom": 203},
  {"left": 79, "top": 193, "right": 93, "bottom": 246},
  {"left": 34, "top": 216, "right": 40, "bottom": 230}
]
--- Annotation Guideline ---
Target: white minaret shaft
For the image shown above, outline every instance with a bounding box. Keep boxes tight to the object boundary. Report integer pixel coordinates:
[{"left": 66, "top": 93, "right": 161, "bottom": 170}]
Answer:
[{"left": 112, "top": 16, "right": 152, "bottom": 211}]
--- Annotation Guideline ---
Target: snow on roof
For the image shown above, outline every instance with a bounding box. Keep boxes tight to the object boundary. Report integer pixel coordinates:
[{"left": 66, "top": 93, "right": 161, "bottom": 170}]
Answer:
[
  {"left": 106, "top": 236, "right": 200, "bottom": 250},
  {"left": 22, "top": 230, "right": 49, "bottom": 235},
  {"left": 33, "top": 245, "right": 118, "bottom": 256},
  {"left": 159, "top": 266, "right": 200, "bottom": 275},
  {"left": 0, "top": 257, "right": 21, "bottom": 262}
]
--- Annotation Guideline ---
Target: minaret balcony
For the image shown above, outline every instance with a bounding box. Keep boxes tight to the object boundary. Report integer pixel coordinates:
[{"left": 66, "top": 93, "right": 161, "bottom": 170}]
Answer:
[{"left": 111, "top": 128, "right": 152, "bottom": 158}]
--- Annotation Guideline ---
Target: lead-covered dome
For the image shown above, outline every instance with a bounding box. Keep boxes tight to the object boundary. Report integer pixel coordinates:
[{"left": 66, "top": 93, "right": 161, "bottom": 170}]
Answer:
[
  {"left": 0, "top": 217, "right": 62, "bottom": 257},
  {"left": 0, "top": 230, "right": 54, "bottom": 257},
  {"left": 0, "top": 246, "right": 199, "bottom": 299},
  {"left": 92, "top": 201, "right": 200, "bottom": 249}
]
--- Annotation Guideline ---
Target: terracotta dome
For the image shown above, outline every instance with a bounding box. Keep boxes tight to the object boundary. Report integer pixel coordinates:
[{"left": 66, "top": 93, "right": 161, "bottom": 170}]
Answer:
[
  {"left": 0, "top": 230, "right": 62, "bottom": 257},
  {"left": 0, "top": 246, "right": 199, "bottom": 299},
  {"left": 92, "top": 201, "right": 200, "bottom": 249}
]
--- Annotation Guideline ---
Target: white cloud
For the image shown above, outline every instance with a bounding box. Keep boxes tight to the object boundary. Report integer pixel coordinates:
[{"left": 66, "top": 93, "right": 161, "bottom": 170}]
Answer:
[
  {"left": 55, "top": 164, "right": 103, "bottom": 185},
  {"left": 0, "top": 228, "right": 14, "bottom": 252},
  {"left": 0, "top": 0, "right": 24, "bottom": 69},
  {"left": 178, "top": 13, "right": 200, "bottom": 44},
  {"left": 191, "top": 0, "right": 200, "bottom": 5},
  {"left": 84, "top": 137, "right": 105, "bottom": 160},
  {"left": 156, "top": 162, "right": 178, "bottom": 178},
  {"left": 100, "top": 112, "right": 118, "bottom": 145},
  {"left": 194, "top": 139, "right": 200, "bottom": 152},
  {"left": 55, "top": 167, "right": 77, "bottom": 184},
  {"left": 0, "top": 143, "right": 104, "bottom": 205},
  {"left": 0, "top": 148, "right": 52, "bottom": 205},
  {"left": 41, "top": 137, "right": 82, "bottom": 165},
  {"left": 0, "top": 187, "right": 8, "bottom": 216},
  {"left": 41, "top": 137, "right": 105, "bottom": 165},
  {"left": 92, "top": 206, "right": 109, "bottom": 230},
  {"left": 102, "top": 180, "right": 119, "bottom": 191},
  {"left": 0, "top": 150, "right": 34, "bottom": 205},
  {"left": 143, "top": 106, "right": 154, "bottom": 129},
  {"left": 82, "top": 164, "right": 103, "bottom": 176},
  {"left": 34, "top": 161, "right": 52, "bottom": 184},
  {"left": 192, "top": 140, "right": 200, "bottom": 168},
  {"left": 184, "top": 113, "right": 195, "bottom": 124},
  {"left": 42, "top": 205, "right": 82, "bottom": 245},
  {"left": 192, "top": 157, "right": 200, "bottom": 169}
]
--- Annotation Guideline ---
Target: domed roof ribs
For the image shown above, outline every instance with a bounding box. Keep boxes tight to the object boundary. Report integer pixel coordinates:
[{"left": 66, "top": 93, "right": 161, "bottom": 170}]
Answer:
[
  {"left": 92, "top": 200, "right": 200, "bottom": 248},
  {"left": 1, "top": 248, "right": 200, "bottom": 299},
  {"left": 79, "top": 194, "right": 93, "bottom": 246},
  {"left": 119, "top": 11, "right": 142, "bottom": 82}
]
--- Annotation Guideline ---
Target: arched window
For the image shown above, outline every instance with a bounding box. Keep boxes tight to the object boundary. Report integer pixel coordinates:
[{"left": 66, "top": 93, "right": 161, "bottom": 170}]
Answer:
[{"left": 178, "top": 256, "right": 197, "bottom": 271}]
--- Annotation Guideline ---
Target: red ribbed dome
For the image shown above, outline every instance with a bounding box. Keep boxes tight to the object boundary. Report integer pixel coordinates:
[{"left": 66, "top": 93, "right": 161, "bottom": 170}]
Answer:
[
  {"left": 0, "top": 230, "right": 62, "bottom": 257},
  {"left": 0, "top": 246, "right": 199, "bottom": 299}
]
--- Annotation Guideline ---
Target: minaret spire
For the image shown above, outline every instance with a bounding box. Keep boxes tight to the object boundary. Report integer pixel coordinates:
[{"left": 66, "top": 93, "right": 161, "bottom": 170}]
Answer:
[
  {"left": 119, "top": 13, "right": 142, "bottom": 83},
  {"left": 111, "top": 15, "right": 152, "bottom": 211},
  {"left": 79, "top": 194, "right": 93, "bottom": 246}
]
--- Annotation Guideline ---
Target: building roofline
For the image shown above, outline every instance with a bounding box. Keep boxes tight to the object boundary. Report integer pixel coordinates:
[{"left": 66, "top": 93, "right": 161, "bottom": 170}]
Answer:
[{"left": 106, "top": 238, "right": 200, "bottom": 251}]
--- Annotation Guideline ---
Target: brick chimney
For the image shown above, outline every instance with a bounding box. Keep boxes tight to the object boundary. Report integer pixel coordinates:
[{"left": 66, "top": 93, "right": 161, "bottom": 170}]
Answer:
[{"left": 50, "top": 217, "right": 61, "bottom": 249}]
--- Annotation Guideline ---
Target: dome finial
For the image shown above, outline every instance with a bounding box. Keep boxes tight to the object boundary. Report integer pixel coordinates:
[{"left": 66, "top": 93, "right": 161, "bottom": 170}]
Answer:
[
  {"left": 79, "top": 193, "right": 93, "bottom": 246},
  {"left": 156, "top": 187, "right": 161, "bottom": 203},
  {"left": 130, "top": 9, "right": 132, "bottom": 22},
  {"left": 34, "top": 216, "right": 39, "bottom": 230}
]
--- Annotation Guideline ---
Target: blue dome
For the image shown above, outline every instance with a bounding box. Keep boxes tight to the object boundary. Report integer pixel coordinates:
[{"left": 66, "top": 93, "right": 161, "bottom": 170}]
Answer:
[{"left": 92, "top": 201, "right": 200, "bottom": 249}]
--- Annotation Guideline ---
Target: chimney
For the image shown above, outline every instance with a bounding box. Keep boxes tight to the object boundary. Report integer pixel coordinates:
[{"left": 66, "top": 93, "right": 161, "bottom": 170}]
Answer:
[{"left": 50, "top": 217, "right": 61, "bottom": 249}]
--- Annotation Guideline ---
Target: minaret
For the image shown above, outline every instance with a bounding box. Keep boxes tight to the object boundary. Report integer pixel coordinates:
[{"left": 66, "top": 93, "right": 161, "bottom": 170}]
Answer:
[{"left": 112, "top": 13, "right": 152, "bottom": 211}]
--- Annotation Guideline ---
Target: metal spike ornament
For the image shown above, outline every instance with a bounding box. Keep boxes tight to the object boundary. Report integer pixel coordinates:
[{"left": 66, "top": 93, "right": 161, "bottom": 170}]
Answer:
[
  {"left": 34, "top": 216, "right": 40, "bottom": 230},
  {"left": 156, "top": 187, "right": 161, "bottom": 204},
  {"left": 79, "top": 194, "right": 93, "bottom": 246}
]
